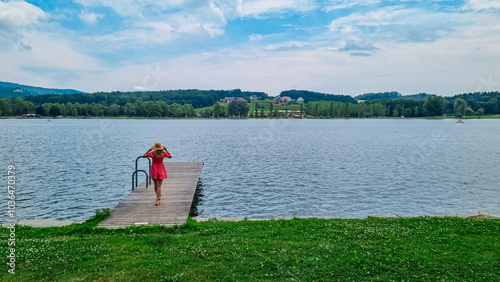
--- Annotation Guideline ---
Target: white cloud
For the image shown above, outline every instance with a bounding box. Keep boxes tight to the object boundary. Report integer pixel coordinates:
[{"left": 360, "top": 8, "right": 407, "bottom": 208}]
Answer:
[
  {"left": 249, "top": 34, "right": 264, "bottom": 41},
  {"left": 5, "top": 0, "right": 500, "bottom": 96},
  {"left": 0, "top": 0, "right": 49, "bottom": 49},
  {"left": 74, "top": 0, "right": 212, "bottom": 18},
  {"left": 70, "top": 0, "right": 318, "bottom": 48},
  {"left": 0, "top": 1, "right": 48, "bottom": 29},
  {"left": 70, "top": 5, "right": 500, "bottom": 96},
  {"left": 234, "top": 0, "right": 315, "bottom": 18},
  {"left": 328, "top": 6, "right": 419, "bottom": 29},
  {"left": 264, "top": 40, "right": 308, "bottom": 51},
  {"left": 325, "top": 6, "right": 471, "bottom": 55},
  {"left": 74, "top": 0, "right": 149, "bottom": 17},
  {"left": 132, "top": 85, "right": 147, "bottom": 91},
  {"left": 73, "top": 1, "right": 230, "bottom": 46},
  {"left": 76, "top": 0, "right": 316, "bottom": 19},
  {"left": 78, "top": 11, "right": 104, "bottom": 24},
  {"left": 0, "top": 31, "right": 103, "bottom": 89},
  {"left": 80, "top": 11, "right": 225, "bottom": 48},
  {"left": 323, "top": 0, "right": 381, "bottom": 12},
  {"left": 466, "top": 0, "right": 500, "bottom": 10}
]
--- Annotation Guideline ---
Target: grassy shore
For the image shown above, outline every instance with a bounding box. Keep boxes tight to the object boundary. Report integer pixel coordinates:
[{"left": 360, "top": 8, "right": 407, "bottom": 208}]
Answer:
[{"left": 1, "top": 210, "right": 499, "bottom": 281}]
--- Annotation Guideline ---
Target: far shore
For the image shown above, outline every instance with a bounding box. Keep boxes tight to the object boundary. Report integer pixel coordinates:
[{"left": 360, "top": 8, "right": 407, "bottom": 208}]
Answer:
[
  {"left": 2, "top": 115, "right": 500, "bottom": 120},
  {"left": 3, "top": 212, "right": 499, "bottom": 228}
]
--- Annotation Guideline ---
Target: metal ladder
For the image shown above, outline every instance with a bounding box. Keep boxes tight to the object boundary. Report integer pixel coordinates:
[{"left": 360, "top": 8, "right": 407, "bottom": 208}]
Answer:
[{"left": 132, "top": 156, "right": 152, "bottom": 190}]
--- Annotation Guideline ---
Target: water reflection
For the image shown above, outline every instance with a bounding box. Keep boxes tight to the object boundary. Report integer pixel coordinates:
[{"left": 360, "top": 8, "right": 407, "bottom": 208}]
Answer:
[{"left": 189, "top": 178, "right": 204, "bottom": 217}]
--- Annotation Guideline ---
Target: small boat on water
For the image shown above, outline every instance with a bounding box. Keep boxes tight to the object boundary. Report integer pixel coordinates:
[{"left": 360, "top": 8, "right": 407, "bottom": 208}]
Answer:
[{"left": 457, "top": 119, "right": 464, "bottom": 123}]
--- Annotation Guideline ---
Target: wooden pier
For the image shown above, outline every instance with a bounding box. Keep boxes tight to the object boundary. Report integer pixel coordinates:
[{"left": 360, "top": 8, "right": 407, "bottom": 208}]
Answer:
[{"left": 98, "top": 162, "right": 204, "bottom": 228}]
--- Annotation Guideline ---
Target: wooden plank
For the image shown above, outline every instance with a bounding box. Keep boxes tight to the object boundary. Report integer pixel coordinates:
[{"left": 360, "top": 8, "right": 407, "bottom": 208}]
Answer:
[{"left": 98, "top": 162, "right": 204, "bottom": 228}]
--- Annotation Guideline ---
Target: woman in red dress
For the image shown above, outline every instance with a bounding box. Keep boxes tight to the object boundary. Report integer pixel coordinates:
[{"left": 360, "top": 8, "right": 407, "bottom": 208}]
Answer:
[{"left": 142, "top": 142, "right": 172, "bottom": 206}]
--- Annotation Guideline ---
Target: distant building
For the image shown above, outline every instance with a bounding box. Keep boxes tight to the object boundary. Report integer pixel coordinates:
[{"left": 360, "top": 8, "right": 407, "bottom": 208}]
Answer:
[
  {"left": 293, "top": 111, "right": 306, "bottom": 118},
  {"left": 281, "top": 96, "right": 293, "bottom": 102},
  {"left": 22, "top": 112, "right": 39, "bottom": 118},
  {"left": 224, "top": 97, "right": 236, "bottom": 103},
  {"left": 297, "top": 97, "right": 304, "bottom": 102},
  {"left": 237, "top": 98, "right": 247, "bottom": 101},
  {"left": 250, "top": 95, "right": 258, "bottom": 100},
  {"left": 14, "top": 88, "right": 23, "bottom": 93}
]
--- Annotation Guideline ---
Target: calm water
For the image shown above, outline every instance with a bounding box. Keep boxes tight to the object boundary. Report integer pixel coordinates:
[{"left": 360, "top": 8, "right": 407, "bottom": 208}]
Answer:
[{"left": 1, "top": 118, "right": 499, "bottom": 222}]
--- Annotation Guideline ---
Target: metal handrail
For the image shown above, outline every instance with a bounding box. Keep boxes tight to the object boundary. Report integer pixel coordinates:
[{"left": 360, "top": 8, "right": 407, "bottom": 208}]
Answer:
[
  {"left": 135, "top": 156, "right": 152, "bottom": 186},
  {"left": 132, "top": 169, "right": 148, "bottom": 190}
]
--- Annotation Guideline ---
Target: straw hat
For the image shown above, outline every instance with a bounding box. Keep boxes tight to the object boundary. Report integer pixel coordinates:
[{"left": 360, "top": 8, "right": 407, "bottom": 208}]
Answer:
[{"left": 152, "top": 142, "right": 164, "bottom": 151}]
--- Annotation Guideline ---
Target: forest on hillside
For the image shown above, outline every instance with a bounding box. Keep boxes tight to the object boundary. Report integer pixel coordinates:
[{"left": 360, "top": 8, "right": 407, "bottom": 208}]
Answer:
[
  {"left": 22, "top": 89, "right": 267, "bottom": 109},
  {"left": 0, "top": 88, "right": 498, "bottom": 118}
]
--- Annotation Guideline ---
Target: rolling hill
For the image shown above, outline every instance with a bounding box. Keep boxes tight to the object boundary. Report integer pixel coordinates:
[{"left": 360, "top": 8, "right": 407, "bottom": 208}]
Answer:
[{"left": 0, "top": 81, "right": 85, "bottom": 97}]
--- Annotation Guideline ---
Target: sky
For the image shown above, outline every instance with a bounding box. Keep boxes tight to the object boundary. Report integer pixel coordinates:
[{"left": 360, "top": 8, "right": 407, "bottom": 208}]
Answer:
[{"left": 1, "top": 0, "right": 500, "bottom": 96}]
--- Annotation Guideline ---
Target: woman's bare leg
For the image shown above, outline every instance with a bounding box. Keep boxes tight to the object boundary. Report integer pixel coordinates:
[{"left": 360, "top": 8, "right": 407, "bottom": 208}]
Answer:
[
  {"left": 153, "top": 179, "right": 158, "bottom": 195},
  {"left": 156, "top": 179, "right": 163, "bottom": 204}
]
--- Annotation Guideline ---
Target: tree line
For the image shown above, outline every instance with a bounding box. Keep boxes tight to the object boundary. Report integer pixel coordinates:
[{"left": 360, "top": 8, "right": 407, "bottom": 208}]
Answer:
[
  {"left": 226, "top": 94, "right": 499, "bottom": 119},
  {"left": 1, "top": 90, "right": 499, "bottom": 118},
  {"left": 303, "top": 94, "right": 499, "bottom": 118},
  {"left": 0, "top": 97, "right": 197, "bottom": 117},
  {"left": 280, "top": 90, "right": 356, "bottom": 103},
  {"left": 0, "top": 97, "right": 248, "bottom": 118},
  {"left": 22, "top": 89, "right": 267, "bottom": 109}
]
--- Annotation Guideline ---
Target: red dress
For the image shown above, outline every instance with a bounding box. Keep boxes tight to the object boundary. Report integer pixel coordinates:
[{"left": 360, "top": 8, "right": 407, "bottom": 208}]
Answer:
[{"left": 146, "top": 152, "right": 171, "bottom": 180}]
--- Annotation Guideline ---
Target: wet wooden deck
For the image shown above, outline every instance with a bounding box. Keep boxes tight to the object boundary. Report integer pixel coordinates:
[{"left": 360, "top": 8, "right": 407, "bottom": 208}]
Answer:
[{"left": 98, "top": 162, "right": 204, "bottom": 228}]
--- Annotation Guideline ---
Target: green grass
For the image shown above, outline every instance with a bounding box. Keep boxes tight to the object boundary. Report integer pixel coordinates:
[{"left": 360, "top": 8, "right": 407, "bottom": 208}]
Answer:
[
  {"left": 195, "top": 100, "right": 302, "bottom": 115},
  {"left": 1, "top": 210, "right": 499, "bottom": 281},
  {"left": 248, "top": 100, "right": 301, "bottom": 113}
]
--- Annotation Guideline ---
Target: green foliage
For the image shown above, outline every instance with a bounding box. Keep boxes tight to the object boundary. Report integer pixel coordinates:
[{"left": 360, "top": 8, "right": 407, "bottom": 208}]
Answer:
[
  {"left": 402, "top": 93, "right": 437, "bottom": 100},
  {"left": 464, "top": 107, "right": 474, "bottom": 117},
  {"left": 184, "top": 216, "right": 199, "bottom": 230},
  {"left": 424, "top": 96, "right": 446, "bottom": 117},
  {"left": 403, "top": 107, "right": 413, "bottom": 117},
  {"left": 213, "top": 102, "right": 226, "bottom": 117},
  {"left": 49, "top": 105, "right": 61, "bottom": 117},
  {"left": 393, "top": 108, "right": 399, "bottom": 117},
  {"left": 2, "top": 88, "right": 500, "bottom": 118},
  {"left": 22, "top": 89, "right": 266, "bottom": 109},
  {"left": 227, "top": 100, "right": 249, "bottom": 117},
  {"left": 304, "top": 101, "right": 386, "bottom": 118},
  {"left": 84, "top": 208, "right": 111, "bottom": 226},
  {"left": 0, "top": 98, "right": 12, "bottom": 116},
  {"left": 453, "top": 98, "right": 467, "bottom": 118},
  {"left": 356, "top": 92, "right": 436, "bottom": 101},
  {"left": 476, "top": 107, "right": 485, "bottom": 116},
  {"left": 355, "top": 91, "right": 402, "bottom": 100},
  {"left": 280, "top": 89, "right": 356, "bottom": 103},
  {"left": 0, "top": 81, "right": 83, "bottom": 97}
]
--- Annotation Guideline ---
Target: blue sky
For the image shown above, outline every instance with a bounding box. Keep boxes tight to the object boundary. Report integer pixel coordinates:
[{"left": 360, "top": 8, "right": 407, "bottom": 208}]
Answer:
[{"left": 1, "top": 0, "right": 500, "bottom": 96}]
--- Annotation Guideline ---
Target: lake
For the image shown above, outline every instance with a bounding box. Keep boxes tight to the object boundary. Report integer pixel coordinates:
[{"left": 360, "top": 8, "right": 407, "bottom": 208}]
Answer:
[{"left": 1, "top": 118, "right": 499, "bottom": 222}]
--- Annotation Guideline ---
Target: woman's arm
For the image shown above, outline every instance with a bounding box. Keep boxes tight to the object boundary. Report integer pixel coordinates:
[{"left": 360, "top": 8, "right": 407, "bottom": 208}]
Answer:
[
  {"left": 163, "top": 146, "right": 172, "bottom": 158},
  {"left": 142, "top": 146, "right": 153, "bottom": 158}
]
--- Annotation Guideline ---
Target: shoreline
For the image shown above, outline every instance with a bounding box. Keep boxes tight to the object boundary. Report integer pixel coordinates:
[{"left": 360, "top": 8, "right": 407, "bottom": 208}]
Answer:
[
  {"left": 3, "top": 212, "right": 498, "bottom": 228},
  {"left": 2, "top": 116, "right": 500, "bottom": 120}
]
